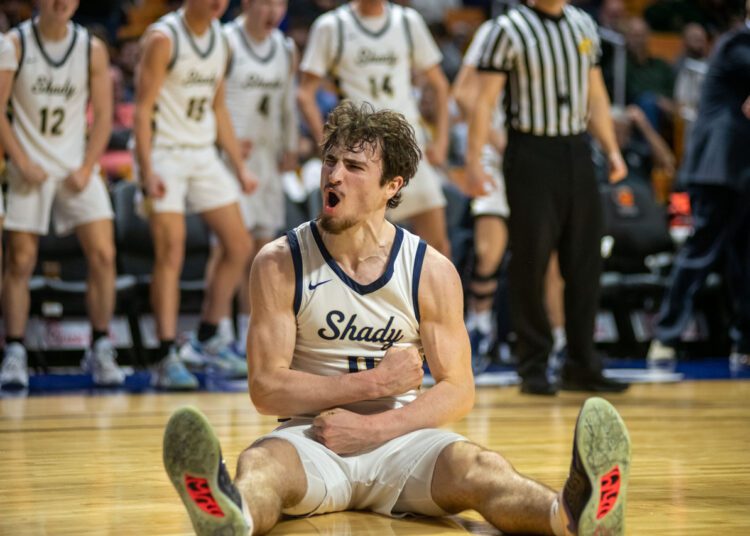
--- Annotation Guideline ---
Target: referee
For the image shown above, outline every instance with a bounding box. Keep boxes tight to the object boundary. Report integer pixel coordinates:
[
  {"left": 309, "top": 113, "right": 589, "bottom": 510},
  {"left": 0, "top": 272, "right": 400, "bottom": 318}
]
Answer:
[{"left": 467, "top": 0, "right": 629, "bottom": 395}]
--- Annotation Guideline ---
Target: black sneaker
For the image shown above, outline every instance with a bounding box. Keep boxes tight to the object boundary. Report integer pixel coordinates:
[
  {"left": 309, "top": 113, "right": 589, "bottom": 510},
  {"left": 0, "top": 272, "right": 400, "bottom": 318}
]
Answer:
[
  {"left": 561, "top": 373, "right": 629, "bottom": 393},
  {"left": 561, "top": 397, "right": 631, "bottom": 535},
  {"left": 163, "top": 407, "right": 250, "bottom": 535}
]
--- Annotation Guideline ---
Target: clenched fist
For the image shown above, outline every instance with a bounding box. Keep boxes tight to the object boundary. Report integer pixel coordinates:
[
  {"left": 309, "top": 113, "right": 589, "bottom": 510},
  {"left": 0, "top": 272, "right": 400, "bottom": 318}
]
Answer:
[{"left": 373, "top": 345, "right": 424, "bottom": 397}]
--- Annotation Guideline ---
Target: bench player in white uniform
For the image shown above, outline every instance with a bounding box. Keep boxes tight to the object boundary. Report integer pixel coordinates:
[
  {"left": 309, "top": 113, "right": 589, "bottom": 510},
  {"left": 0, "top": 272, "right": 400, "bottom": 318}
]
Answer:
[
  {"left": 162, "top": 102, "right": 632, "bottom": 536},
  {"left": 0, "top": 0, "right": 125, "bottom": 389},
  {"left": 298, "top": 0, "right": 452, "bottom": 258},
  {"left": 210, "top": 0, "right": 297, "bottom": 354},
  {"left": 134, "top": 0, "right": 257, "bottom": 390}
]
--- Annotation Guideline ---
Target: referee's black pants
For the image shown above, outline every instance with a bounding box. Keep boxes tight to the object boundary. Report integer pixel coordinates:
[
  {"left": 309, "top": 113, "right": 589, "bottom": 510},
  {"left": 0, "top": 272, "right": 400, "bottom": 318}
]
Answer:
[{"left": 503, "top": 131, "right": 604, "bottom": 383}]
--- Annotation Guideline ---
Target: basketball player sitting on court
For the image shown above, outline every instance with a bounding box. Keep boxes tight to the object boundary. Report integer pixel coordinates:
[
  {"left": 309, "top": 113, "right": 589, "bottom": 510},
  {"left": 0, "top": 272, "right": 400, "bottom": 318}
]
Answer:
[
  {"left": 0, "top": 0, "right": 125, "bottom": 389},
  {"left": 163, "top": 102, "right": 632, "bottom": 536}
]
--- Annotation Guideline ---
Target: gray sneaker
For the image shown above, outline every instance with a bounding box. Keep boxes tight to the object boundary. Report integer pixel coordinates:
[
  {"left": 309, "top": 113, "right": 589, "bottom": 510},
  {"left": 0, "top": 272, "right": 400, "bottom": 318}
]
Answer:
[
  {"left": 163, "top": 407, "right": 250, "bottom": 535},
  {"left": 152, "top": 350, "right": 199, "bottom": 391},
  {"left": 1, "top": 342, "right": 29, "bottom": 389},
  {"left": 180, "top": 335, "right": 248, "bottom": 379},
  {"left": 82, "top": 338, "right": 126, "bottom": 386},
  {"left": 561, "top": 397, "right": 631, "bottom": 535}
]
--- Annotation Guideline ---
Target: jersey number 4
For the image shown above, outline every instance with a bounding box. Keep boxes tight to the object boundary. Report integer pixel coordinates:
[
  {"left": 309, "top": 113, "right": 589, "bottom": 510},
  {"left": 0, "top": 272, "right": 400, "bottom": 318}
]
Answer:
[{"left": 40, "top": 107, "right": 64, "bottom": 136}]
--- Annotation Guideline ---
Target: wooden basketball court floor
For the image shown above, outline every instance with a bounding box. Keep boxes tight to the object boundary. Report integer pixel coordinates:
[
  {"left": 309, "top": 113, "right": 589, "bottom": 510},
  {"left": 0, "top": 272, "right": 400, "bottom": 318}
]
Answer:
[{"left": 1, "top": 380, "right": 748, "bottom": 535}]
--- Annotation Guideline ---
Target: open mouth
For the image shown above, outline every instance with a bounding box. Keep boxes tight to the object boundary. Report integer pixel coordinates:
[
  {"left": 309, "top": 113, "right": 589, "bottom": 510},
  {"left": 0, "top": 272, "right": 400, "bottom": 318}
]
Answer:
[{"left": 326, "top": 190, "right": 341, "bottom": 208}]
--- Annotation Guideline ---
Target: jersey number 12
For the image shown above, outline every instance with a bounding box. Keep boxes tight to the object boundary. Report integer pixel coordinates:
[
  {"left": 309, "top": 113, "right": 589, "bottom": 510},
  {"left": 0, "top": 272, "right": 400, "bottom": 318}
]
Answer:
[{"left": 40, "top": 107, "right": 64, "bottom": 136}]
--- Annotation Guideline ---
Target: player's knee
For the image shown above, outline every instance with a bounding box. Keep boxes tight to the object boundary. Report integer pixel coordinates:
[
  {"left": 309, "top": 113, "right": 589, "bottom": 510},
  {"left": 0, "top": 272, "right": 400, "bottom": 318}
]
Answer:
[
  {"left": 221, "top": 232, "right": 252, "bottom": 265},
  {"left": 464, "top": 449, "right": 515, "bottom": 489},
  {"left": 154, "top": 240, "right": 184, "bottom": 271},
  {"left": 6, "top": 245, "right": 37, "bottom": 279},
  {"left": 87, "top": 242, "right": 116, "bottom": 272},
  {"left": 235, "top": 439, "right": 288, "bottom": 479}
]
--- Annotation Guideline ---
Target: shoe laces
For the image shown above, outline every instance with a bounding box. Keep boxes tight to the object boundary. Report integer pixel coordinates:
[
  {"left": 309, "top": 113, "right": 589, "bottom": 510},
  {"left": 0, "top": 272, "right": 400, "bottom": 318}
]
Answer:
[
  {"left": 94, "top": 343, "right": 119, "bottom": 370},
  {"left": 216, "top": 449, "right": 243, "bottom": 509},
  {"left": 3, "top": 352, "right": 27, "bottom": 374},
  {"left": 562, "top": 438, "right": 592, "bottom": 527},
  {"left": 164, "top": 353, "right": 190, "bottom": 374}
]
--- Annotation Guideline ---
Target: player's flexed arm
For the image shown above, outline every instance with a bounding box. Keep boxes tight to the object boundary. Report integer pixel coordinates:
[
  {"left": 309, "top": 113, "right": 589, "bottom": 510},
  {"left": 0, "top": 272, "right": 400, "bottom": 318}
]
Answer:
[
  {"left": 247, "top": 238, "right": 424, "bottom": 416},
  {"left": 309, "top": 246, "right": 475, "bottom": 455}
]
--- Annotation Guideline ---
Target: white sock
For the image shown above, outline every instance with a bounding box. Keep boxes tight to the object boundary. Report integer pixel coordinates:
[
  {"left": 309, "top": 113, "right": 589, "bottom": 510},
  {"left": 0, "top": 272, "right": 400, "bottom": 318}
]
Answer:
[
  {"left": 237, "top": 314, "right": 250, "bottom": 353},
  {"left": 240, "top": 497, "right": 254, "bottom": 535},
  {"left": 552, "top": 327, "right": 567, "bottom": 353},
  {"left": 218, "top": 316, "right": 235, "bottom": 342},
  {"left": 550, "top": 495, "right": 567, "bottom": 536},
  {"left": 474, "top": 309, "right": 493, "bottom": 334}
]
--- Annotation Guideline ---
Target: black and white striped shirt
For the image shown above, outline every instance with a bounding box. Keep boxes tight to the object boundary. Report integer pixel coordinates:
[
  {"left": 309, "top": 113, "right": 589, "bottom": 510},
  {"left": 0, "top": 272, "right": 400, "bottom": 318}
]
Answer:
[{"left": 477, "top": 4, "right": 601, "bottom": 137}]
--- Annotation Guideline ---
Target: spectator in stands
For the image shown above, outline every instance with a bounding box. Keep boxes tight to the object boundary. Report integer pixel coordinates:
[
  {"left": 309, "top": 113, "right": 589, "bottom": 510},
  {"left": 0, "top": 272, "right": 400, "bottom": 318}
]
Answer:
[
  {"left": 134, "top": 0, "right": 256, "bottom": 390},
  {"left": 0, "top": 0, "right": 126, "bottom": 389},
  {"left": 0, "top": 10, "right": 9, "bottom": 33},
  {"left": 429, "top": 21, "right": 464, "bottom": 82},
  {"left": 409, "top": 0, "right": 462, "bottom": 25},
  {"left": 598, "top": 0, "right": 627, "bottom": 32},
  {"left": 645, "top": 0, "right": 739, "bottom": 35},
  {"left": 673, "top": 23, "right": 710, "bottom": 148},
  {"left": 114, "top": 36, "right": 139, "bottom": 102},
  {"left": 649, "top": 4, "right": 750, "bottom": 372},
  {"left": 605, "top": 105, "right": 676, "bottom": 184},
  {"left": 624, "top": 17, "right": 676, "bottom": 129},
  {"left": 0, "top": 0, "right": 33, "bottom": 28}
]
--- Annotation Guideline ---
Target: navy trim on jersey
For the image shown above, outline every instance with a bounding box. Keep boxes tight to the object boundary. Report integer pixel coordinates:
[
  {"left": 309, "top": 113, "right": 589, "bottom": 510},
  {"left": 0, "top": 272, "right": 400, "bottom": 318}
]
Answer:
[
  {"left": 310, "top": 220, "right": 404, "bottom": 295},
  {"left": 331, "top": 12, "right": 345, "bottom": 72},
  {"left": 411, "top": 240, "right": 427, "bottom": 323},
  {"left": 31, "top": 21, "right": 79, "bottom": 68},
  {"left": 287, "top": 230, "right": 303, "bottom": 315},
  {"left": 86, "top": 32, "right": 92, "bottom": 94},
  {"left": 401, "top": 8, "right": 414, "bottom": 63},
  {"left": 179, "top": 14, "right": 216, "bottom": 59},
  {"left": 235, "top": 22, "right": 277, "bottom": 63},
  {"left": 14, "top": 27, "right": 24, "bottom": 78},
  {"left": 346, "top": 3, "right": 393, "bottom": 38},
  {"left": 164, "top": 21, "right": 180, "bottom": 71}
]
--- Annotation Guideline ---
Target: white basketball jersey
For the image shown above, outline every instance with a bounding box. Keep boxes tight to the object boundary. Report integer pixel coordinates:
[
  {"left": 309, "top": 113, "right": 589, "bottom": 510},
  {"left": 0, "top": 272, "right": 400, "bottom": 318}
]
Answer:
[
  {"left": 10, "top": 20, "right": 89, "bottom": 178},
  {"left": 149, "top": 10, "right": 227, "bottom": 147},
  {"left": 224, "top": 22, "right": 293, "bottom": 149},
  {"left": 327, "top": 4, "right": 423, "bottom": 129},
  {"left": 287, "top": 221, "right": 427, "bottom": 417}
]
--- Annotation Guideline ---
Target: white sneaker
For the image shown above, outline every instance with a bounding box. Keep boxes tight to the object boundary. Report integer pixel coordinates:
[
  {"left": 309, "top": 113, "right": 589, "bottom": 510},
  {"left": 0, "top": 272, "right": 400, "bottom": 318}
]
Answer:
[
  {"left": 1, "top": 343, "right": 29, "bottom": 389},
  {"left": 646, "top": 340, "right": 676, "bottom": 372},
  {"left": 82, "top": 338, "right": 126, "bottom": 386},
  {"left": 729, "top": 352, "right": 749, "bottom": 375}
]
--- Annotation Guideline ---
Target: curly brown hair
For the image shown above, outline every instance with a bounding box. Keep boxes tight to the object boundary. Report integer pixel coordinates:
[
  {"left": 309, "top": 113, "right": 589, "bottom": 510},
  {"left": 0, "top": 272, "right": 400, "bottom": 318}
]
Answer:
[{"left": 321, "top": 101, "right": 422, "bottom": 209}]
